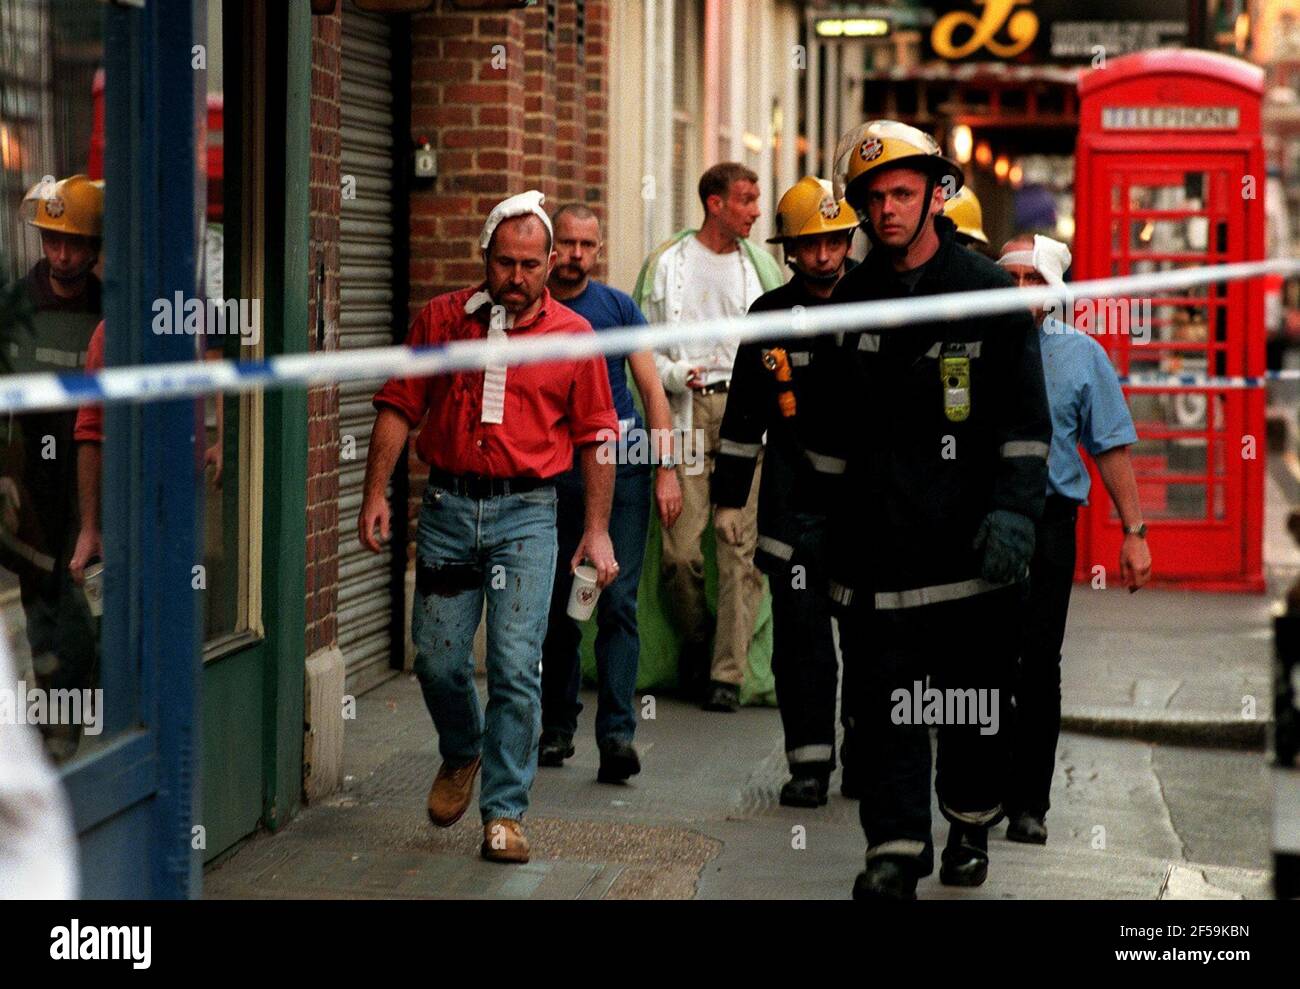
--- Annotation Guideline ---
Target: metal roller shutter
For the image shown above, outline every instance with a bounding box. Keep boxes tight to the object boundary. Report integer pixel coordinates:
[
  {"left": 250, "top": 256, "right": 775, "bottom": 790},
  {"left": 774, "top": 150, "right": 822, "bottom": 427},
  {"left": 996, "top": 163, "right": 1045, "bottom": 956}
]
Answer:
[{"left": 338, "top": 4, "right": 397, "bottom": 694}]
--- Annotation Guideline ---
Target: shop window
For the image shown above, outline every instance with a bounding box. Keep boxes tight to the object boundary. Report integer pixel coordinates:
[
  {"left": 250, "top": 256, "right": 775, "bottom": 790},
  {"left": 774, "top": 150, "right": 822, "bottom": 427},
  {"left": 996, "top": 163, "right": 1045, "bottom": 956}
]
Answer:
[
  {"left": 1000, "top": 89, "right": 1027, "bottom": 113},
  {"left": 671, "top": 0, "right": 700, "bottom": 233},
  {"left": 202, "top": 0, "right": 261, "bottom": 655},
  {"left": 0, "top": 0, "right": 108, "bottom": 765},
  {"left": 1036, "top": 86, "right": 1065, "bottom": 116},
  {"left": 0, "top": 0, "right": 259, "bottom": 770}
]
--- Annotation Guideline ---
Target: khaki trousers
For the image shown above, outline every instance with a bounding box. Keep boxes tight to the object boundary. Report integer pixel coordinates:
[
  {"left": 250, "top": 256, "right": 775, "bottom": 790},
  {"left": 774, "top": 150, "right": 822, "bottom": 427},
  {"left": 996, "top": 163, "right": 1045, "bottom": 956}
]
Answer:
[{"left": 660, "top": 390, "right": 765, "bottom": 687}]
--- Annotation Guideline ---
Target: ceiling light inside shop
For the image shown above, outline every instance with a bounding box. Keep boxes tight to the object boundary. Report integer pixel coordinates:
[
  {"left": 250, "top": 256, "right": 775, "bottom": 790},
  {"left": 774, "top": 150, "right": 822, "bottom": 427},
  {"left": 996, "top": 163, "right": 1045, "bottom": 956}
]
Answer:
[
  {"left": 1009, "top": 163, "right": 1024, "bottom": 186},
  {"left": 975, "top": 142, "right": 993, "bottom": 167},
  {"left": 0, "top": 125, "right": 19, "bottom": 170},
  {"left": 952, "top": 124, "right": 973, "bottom": 164},
  {"left": 816, "top": 18, "right": 890, "bottom": 38},
  {"left": 995, "top": 156, "right": 1010, "bottom": 181}
]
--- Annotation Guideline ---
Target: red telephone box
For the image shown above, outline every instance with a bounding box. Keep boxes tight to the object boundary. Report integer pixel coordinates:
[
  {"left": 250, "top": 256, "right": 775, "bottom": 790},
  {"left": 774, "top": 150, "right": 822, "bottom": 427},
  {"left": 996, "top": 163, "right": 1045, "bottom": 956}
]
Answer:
[{"left": 1075, "top": 50, "right": 1266, "bottom": 592}]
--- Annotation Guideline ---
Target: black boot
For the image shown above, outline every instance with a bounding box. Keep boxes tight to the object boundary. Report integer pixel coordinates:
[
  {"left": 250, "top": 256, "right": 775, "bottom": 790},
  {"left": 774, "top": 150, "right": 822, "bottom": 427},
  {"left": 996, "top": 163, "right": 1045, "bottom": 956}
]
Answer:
[
  {"left": 939, "top": 823, "right": 989, "bottom": 887},
  {"left": 596, "top": 738, "right": 641, "bottom": 784},
  {"left": 1006, "top": 811, "right": 1047, "bottom": 845},
  {"left": 538, "top": 730, "right": 574, "bottom": 768},
  {"left": 853, "top": 856, "right": 918, "bottom": 901},
  {"left": 779, "top": 770, "right": 829, "bottom": 808},
  {"left": 702, "top": 681, "right": 740, "bottom": 712}
]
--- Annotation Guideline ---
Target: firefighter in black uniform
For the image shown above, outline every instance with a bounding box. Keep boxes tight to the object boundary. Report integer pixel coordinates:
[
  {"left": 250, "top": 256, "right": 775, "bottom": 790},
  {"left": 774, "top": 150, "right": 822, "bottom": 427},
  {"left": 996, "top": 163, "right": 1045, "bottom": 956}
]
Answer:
[
  {"left": 712, "top": 176, "right": 859, "bottom": 808},
  {"left": 821, "top": 121, "right": 1051, "bottom": 900},
  {"left": 1, "top": 175, "right": 104, "bottom": 763}
]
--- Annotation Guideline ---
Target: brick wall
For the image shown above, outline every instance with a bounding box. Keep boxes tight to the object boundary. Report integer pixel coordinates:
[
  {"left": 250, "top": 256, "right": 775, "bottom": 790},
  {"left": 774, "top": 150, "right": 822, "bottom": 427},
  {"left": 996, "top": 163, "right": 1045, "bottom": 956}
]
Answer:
[
  {"left": 523, "top": 3, "right": 558, "bottom": 202},
  {"left": 400, "top": 0, "right": 612, "bottom": 546},
  {"left": 409, "top": 5, "right": 527, "bottom": 315},
  {"left": 306, "top": 9, "right": 342, "bottom": 656},
  {"left": 553, "top": 0, "right": 584, "bottom": 209},
  {"left": 581, "top": 1, "right": 609, "bottom": 278}
]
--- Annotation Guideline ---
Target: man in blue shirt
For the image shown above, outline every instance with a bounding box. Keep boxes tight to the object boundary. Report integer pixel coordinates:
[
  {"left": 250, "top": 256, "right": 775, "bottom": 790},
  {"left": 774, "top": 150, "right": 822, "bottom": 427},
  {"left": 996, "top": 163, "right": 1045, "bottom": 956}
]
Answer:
[
  {"left": 998, "top": 234, "right": 1153, "bottom": 845},
  {"left": 538, "top": 204, "right": 682, "bottom": 783}
]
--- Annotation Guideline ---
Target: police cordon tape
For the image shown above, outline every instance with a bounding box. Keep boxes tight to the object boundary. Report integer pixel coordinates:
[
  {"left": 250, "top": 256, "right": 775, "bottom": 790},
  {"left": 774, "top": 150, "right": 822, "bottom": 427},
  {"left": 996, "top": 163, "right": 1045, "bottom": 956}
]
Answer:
[{"left": 2, "top": 258, "right": 1300, "bottom": 415}]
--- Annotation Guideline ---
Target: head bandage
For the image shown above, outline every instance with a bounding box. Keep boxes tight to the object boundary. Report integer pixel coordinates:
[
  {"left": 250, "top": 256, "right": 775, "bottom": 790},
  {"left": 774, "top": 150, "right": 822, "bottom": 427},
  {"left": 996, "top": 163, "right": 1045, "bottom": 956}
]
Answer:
[
  {"left": 480, "top": 189, "right": 553, "bottom": 252},
  {"left": 998, "top": 234, "right": 1072, "bottom": 289}
]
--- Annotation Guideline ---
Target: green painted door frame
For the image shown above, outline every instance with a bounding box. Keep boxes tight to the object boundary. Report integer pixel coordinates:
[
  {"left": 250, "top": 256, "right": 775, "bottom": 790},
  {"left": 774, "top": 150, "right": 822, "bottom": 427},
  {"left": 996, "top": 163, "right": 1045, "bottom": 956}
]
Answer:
[{"left": 201, "top": 0, "right": 309, "bottom": 863}]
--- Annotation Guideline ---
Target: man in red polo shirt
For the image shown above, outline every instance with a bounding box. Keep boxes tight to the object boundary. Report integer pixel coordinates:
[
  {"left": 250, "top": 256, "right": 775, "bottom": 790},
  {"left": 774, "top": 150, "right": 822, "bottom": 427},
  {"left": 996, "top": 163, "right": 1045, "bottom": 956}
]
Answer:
[{"left": 359, "top": 190, "right": 618, "bottom": 865}]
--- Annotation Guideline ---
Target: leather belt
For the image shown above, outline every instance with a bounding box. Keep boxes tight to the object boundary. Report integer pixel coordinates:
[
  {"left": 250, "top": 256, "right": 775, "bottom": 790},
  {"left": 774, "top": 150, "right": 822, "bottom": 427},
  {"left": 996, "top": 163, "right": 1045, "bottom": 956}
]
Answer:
[
  {"left": 697, "top": 380, "right": 730, "bottom": 396},
  {"left": 427, "top": 468, "right": 554, "bottom": 499}
]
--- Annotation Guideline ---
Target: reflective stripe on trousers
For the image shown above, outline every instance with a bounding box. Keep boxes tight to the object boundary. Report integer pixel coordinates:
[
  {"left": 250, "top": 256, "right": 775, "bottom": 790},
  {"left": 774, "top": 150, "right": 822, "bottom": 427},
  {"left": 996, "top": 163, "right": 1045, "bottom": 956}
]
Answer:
[
  {"left": 719, "top": 438, "right": 762, "bottom": 458},
  {"left": 865, "top": 839, "right": 928, "bottom": 862},
  {"left": 787, "top": 744, "right": 834, "bottom": 765},
  {"left": 829, "top": 576, "right": 1013, "bottom": 611},
  {"left": 757, "top": 534, "right": 794, "bottom": 561},
  {"left": 941, "top": 800, "right": 1003, "bottom": 828},
  {"left": 804, "top": 449, "right": 847, "bottom": 474}
]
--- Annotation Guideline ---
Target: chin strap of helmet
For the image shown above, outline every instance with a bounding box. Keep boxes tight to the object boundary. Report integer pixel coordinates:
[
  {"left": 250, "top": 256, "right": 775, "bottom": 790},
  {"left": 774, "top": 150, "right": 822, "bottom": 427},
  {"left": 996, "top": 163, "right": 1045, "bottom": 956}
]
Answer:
[
  {"left": 905, "top": 173, "right": 939, "bottom": 251},
  {"left": 784, "top": 255, "right": 842, "bottom": 285}
]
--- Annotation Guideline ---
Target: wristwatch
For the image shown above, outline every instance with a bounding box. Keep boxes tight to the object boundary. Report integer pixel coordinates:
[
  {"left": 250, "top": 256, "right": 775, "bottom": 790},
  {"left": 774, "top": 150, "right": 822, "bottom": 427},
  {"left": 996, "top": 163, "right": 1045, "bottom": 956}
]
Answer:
[{"left": 1123, "top": 523, "right": 1148, "bottom": 539}]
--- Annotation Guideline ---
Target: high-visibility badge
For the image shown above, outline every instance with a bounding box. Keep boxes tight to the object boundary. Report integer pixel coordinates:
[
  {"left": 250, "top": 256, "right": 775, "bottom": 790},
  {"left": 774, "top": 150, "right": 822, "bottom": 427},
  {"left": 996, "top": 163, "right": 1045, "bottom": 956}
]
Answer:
[{"left": 941, "top": 355, "right": 970, "bottom": 422}]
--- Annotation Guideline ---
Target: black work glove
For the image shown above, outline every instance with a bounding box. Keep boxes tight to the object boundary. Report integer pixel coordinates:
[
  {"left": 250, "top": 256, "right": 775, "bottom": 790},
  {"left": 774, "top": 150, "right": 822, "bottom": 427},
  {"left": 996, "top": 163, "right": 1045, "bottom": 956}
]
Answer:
[{"left": 972, "top": 509, "right": 1035, "bottom": 585}]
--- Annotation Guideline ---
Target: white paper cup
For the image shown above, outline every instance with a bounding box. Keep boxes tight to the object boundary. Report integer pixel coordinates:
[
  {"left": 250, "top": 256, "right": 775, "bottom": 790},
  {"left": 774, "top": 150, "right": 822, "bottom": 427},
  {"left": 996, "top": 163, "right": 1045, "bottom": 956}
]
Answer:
[
  {"left": 566, "top": 565, "right": 601, "bottom": 621},
  {"left": 82, "top": 562, "right": 105, "bottom": 618}
]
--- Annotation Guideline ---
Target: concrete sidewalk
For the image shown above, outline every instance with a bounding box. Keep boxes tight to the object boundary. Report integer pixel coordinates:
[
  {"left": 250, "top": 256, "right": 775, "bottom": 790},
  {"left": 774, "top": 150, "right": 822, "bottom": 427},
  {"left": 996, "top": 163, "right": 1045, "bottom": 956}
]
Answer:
[
  {"left": 203, "top": 676, "right": 1271, "bottom": 900},
  {"left": 1058, "top": 583, "right": 1273, "bottom": 747},
  {"left": 202, "top": 470, "right": 1291, "bottom": 899},
  {"left": 1051, "top": 463, "right": 1296, "bottom": 748}
]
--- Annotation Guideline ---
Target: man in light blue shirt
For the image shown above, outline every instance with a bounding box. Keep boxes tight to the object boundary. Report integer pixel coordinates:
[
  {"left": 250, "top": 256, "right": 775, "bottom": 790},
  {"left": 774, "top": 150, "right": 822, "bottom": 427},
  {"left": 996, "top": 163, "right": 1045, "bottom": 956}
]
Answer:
[{"left": 997, "top": 235, "right": 1153, "bottom": 846}]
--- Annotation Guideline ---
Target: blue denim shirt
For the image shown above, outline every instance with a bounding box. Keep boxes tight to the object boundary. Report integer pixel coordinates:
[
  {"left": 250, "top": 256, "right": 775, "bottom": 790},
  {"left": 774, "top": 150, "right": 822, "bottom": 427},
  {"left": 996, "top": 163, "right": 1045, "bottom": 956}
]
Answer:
[{"left": 1039, "top": 318, "right": 1139, "bottom": 504}]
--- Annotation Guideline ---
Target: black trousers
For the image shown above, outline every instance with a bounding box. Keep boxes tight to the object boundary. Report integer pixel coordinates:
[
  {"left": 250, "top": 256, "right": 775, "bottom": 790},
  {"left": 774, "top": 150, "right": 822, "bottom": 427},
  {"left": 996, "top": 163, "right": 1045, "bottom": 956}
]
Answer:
[
  {"left": 841, "top": 585, "right": 1016, "bottom": 877},
  {"left": 1006, "top": 495, "right": 1078, "bottom": 818},
  {"left": 768, "top": 539, "right": 841, "bottom": 774}
]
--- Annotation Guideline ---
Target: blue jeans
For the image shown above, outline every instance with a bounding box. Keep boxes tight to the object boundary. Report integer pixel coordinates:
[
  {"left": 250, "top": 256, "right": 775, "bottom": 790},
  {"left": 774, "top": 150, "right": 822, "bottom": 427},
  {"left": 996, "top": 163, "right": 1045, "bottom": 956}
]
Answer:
[
  {"left": 541, "top": 461, "right": 650, "bottom": 745},
  {"left": 411, "top": 482, "right": 558, "bottom": 823}
]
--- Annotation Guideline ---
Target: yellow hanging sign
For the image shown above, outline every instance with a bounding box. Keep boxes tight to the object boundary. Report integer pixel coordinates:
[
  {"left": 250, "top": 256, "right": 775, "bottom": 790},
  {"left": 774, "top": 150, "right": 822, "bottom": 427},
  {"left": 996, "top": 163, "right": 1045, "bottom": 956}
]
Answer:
[{"left": 931, "top": 0, "right": 1040, "bottom": 60}]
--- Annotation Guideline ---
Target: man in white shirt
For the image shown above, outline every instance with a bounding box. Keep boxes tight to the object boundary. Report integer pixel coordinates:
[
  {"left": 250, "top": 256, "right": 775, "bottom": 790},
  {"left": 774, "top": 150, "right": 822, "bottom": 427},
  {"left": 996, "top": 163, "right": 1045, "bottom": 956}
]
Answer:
[{"left": 632, "top": 163, "right": 784, "bottom": 711}]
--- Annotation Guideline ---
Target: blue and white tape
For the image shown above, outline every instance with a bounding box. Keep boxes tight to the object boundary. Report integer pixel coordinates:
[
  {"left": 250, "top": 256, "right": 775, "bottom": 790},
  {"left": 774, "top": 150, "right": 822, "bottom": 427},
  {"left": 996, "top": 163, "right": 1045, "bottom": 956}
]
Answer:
[
  {"left": 1120, "top": 371, "right": 1300, "bottom": 389},
  {"left": 1, "top": 257, "right": 1298, "bottom": 414}
]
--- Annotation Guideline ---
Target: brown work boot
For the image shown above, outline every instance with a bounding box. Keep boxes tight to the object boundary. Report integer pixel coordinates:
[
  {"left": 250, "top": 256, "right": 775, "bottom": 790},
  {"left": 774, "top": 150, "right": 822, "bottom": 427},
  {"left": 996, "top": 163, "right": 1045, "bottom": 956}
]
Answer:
[
  {"left": 426, "top": 755, "right": 481, "bottom": 827},
  {"left": 481, "top": 818, "right": 530, "bottom": 864}
]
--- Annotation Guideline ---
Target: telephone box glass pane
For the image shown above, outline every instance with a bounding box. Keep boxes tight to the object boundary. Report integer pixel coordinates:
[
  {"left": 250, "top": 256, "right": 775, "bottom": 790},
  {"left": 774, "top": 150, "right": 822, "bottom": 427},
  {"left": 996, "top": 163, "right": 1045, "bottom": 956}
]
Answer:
[
  {"left": 1119, "top": 477, "right": 1209, "bottom": 521},
  {"left": 1130, "top": 217, "right": 1211, "bottom": 254},
  {"left": 1128, "top": 173, "right": 1208, "bottom": 211}
]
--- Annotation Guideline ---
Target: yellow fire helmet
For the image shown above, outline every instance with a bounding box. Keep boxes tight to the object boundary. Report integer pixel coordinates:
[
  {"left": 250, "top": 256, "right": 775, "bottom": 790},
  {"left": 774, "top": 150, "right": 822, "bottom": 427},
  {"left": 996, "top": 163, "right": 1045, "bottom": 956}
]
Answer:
[
  {"left": 841, "top": 120, "right": 964, "bottom": 215},
  {"left": 943, "top": 185, "right": 989, "bottom": 245},
  {"left": 21, "top": 174, "right": 104, "bottom": 239},
  {"left": 766, "top": 176, "right": 859, "bottom": 244}
]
